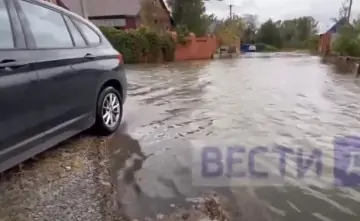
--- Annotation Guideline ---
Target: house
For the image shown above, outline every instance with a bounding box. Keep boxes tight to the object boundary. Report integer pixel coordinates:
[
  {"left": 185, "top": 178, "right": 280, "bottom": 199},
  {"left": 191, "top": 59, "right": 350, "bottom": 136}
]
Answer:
[
  {"left": 56, "top": 0, "right": 174, "bottom": 30},
  {"left": 318, "top": 18, "right": 348, "bottom": 54}
]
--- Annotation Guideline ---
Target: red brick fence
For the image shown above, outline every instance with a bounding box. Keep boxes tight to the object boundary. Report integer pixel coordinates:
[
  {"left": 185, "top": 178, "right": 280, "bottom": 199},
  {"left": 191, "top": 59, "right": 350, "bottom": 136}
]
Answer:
[{"left": 170, "top": 32, "right": 220, "bottom": 61}]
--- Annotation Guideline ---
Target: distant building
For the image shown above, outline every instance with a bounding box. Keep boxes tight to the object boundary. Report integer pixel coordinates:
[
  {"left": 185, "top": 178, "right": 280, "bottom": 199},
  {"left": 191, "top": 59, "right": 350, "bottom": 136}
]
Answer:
[
  {"left": 48, "top": 0, "right": 174, "bottom": 30},
  {"left": 318, "top": 18, "right": 348, "bottom": 54}
]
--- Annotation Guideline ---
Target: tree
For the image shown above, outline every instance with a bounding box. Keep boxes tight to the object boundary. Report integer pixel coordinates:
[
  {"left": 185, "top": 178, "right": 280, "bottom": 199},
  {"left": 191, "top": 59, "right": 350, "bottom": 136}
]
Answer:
[
  {"left": 279, "top": 19, "right": 297, "bottom": 45},
  {"left": 353, "top": 15, "right": 360, "bottom": 29},
  {"left": 256, "top": 19, "right": 282, "bottom": 48},
  {"left": 331, "top": 0, "right": 360, "bottom": 56},
  {"left": 348, "top": 0, "right": 353, "bottom": 21},
  {"left": 333, "top": 0, "right": 353, "bottom": 22},
  {"left": 333, "top": 13, "right": 360, "bottom": 56},
  {"left": 202, "top": 13, "right": 217, "bottom": 34},
  {"left": 296, "top": 17, "right": 318, "bottom": 41},
  {"left": 275, "top": 16, "right": 318, "bottom": 49},
  {"left": 333, "top": 24, "right": 360, "bottom": 56},
  {"left": 171, "top": 0, "right": 208, "bottom": 36},
  {"left": 214, "top": 15, "right": 244, "bottom": 46},
  {"left": 242, "top": 14, "right": 258, "bottom": 43}
]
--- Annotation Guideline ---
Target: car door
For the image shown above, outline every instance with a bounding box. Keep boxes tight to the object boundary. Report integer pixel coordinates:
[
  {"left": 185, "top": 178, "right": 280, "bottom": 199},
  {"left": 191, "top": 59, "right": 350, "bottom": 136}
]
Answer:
[
  {"left": 0, "top": 0, "right": 44, "bottom": 169},
  {"left": 62, "top": 15, "right": 102, "bottom": 122},
  {"left": 15, "top": 0, "right": 92, "bottom": 135}
]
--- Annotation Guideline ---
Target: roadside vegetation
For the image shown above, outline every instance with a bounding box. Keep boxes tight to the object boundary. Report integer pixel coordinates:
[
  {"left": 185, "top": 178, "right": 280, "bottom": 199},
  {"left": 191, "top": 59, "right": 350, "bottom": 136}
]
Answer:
[
  {"left": 100, "top": 0, "right": 360, "bottom": 63},
  {"left": 327, "top": 0, "right": 360, "bottom": 57},
  {"left": 243, "top": 15, "right": 320, "bottom": 52},
  {"left": 100, "top": 26, "right": 176, "bottom": 64},
  {"left": 332, "top": 16, "right": 360, "bottom": 57},
  {"left": 169, "top": 0, "right": 360, "bottom": 56},
  {"left": 99, "top": 0, "right": 178, "bottom": 64},
  {"left": 167, "top": 0, "right": 320, "bottom": 52}
]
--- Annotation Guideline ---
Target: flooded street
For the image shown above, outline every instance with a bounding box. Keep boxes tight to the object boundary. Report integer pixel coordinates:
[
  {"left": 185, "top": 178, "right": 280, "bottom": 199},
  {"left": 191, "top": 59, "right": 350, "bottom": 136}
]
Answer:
[{"left": 2, "top": 53, "right": 360, "bottom": 221}]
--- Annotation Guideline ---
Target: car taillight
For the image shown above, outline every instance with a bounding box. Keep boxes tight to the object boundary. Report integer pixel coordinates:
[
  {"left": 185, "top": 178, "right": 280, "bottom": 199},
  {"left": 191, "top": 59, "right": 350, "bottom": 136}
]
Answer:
[{"left": 117, "top": 53, "right": 123, "bottom": 64}]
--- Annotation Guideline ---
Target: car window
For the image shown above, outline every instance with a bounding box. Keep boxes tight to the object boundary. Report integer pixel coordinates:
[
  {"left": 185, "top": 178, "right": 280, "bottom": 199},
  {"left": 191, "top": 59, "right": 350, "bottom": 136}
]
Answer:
[
  {"left": 0, "top": 0, "right": 14, "bottom": 49},
  {"left": 73, "top": 19, "right": 100, "bottom": 45},
  {"left": 19, "top": 0, "right": 73, "bottom": 48},
  {"left": 64, "top": 16, "right": 86, "bottom": 47}
]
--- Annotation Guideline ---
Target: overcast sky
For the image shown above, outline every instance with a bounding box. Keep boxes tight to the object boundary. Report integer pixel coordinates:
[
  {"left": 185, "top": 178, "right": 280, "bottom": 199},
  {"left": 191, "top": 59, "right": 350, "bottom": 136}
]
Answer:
[{"left": 204, "top": 0, "right": 360, "bottom": 33}]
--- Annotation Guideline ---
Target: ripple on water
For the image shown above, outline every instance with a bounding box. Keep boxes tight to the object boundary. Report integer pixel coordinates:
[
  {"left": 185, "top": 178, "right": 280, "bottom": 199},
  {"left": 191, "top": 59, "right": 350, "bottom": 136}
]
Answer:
[{"left": 115, "top": 54, "right": 360, "bottom": 220}]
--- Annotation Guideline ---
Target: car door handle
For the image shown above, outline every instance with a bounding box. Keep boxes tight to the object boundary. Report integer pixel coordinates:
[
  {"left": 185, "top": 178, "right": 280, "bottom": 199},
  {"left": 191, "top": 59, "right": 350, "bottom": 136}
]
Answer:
[
  {"left": 84, "top": 53, "right": 96, "bottom": 59},
  {"left": 0, "top": 59, "right": 29, "bottom": 70}
]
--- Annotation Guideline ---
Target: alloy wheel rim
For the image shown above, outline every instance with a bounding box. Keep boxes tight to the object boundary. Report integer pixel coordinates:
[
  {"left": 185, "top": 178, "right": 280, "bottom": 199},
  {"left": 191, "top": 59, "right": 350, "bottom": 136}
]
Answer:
[{"left": 102, "top": 93, "right": 120, "bottom": 128}]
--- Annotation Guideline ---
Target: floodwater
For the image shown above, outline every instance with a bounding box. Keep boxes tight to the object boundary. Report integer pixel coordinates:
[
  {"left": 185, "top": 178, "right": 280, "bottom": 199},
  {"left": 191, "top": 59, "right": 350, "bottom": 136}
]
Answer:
[{"left": 2, "top": 52, "right": 360, "bottom": 221}]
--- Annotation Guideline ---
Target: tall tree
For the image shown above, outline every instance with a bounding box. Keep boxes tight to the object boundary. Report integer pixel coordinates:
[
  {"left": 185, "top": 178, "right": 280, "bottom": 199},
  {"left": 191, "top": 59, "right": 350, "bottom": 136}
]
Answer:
[
  {"left": 256, "top": 19, "right": 282, "bottom": 48},
  {"left": 171, "top": 0, "right": 208, "bottom": 36},
  {"left": 333, "top": 0, "right": 353, "bottom": 22},
  {"left": 353, "top": 15, "right": 360, "bottom": 29},
  {"left": 347, "top": 0, "right": 353, "bottom": 21},
  {"left": 242, "top": 14, "right": 258, "bottom": 43},
  {"left": 277, "top": 16, "right": 318, "bottom": 48},
  {"left": 215, "top": 15, "right": 244, "bottom": 46}
]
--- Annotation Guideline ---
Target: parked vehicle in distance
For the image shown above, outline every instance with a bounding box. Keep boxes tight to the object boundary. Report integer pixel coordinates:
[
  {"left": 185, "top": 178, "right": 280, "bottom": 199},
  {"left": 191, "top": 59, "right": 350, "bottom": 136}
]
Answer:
[
  {"left": 0, "top": 0, "right": 127, "bottom": 172},
  {"left": 240, "top": 44, "right": 257, "bottom": 53},
  {"left": 249, "top": 45, "right": 256, "bottom": 52}
]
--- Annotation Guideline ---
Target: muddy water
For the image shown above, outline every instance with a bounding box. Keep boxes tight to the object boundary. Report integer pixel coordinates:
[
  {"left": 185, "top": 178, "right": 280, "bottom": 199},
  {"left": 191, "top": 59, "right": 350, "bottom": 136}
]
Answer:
[
  {"left": 113, "top": 53, "right": 360, "bottom": 221},
  {"left": 2, "top": 53, "right": 360, "bottom": 221}
]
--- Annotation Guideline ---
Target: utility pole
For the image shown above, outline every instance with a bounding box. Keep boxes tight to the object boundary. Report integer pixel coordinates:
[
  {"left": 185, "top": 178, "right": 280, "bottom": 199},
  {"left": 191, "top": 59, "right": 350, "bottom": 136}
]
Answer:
[
  {"left": 347, "top": 0, "right": 353, "bottom": 21},
  {"left": 229, "top": 4, "right": 233, "bottom": 19}
]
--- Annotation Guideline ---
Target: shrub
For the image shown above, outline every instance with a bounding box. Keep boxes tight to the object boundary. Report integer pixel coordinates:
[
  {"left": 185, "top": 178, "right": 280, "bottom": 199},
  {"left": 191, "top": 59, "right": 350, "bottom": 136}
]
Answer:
[
  {"left": 333, "top": 25, "right": 360, "bottom": 57},
  {"left": 127, "top": 29, "right": 150, "bottom": 62},
  {"left": 143, "top": 31, "right": 161, "bottom": 62},
  {"left": 256, "top": 43, "right": 278, "bottom": 52},
  {"left": 100, "top": 26, "right": 176, "bottom": 63},
  {"left": 100, "top": 27, "right": 137, "bottom": 63},
  {"left": 307, "top": 35, "right": 320, "bottom": 52},
  {"left": 160, "top": 33, "right": 176, "bottom": 61},
  {"left": 175, "top": 24, "right": 190, "bottom": 45}
]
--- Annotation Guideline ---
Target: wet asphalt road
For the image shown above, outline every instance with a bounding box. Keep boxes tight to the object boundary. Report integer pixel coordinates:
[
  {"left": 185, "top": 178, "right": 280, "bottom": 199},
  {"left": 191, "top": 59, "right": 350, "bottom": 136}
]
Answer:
[{"left": 2, "top": 53, "right": 360, "bottom": 221}]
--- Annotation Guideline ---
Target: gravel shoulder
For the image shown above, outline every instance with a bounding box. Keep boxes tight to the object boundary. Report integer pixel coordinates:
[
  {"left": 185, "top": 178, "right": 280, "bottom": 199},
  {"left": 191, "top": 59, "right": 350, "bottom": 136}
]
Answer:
[
  {"left": 0, "top": 135, "right": 114, "bottom": 221},
  {"left": 0, "top": 134, "right": 246, "bottom": 221}
]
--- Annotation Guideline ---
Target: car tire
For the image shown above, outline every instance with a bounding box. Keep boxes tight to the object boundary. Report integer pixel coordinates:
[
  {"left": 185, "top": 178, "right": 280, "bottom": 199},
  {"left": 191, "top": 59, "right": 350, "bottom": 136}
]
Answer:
[{"left": 94, "top": 86, "right": 123, "bottom": 136}]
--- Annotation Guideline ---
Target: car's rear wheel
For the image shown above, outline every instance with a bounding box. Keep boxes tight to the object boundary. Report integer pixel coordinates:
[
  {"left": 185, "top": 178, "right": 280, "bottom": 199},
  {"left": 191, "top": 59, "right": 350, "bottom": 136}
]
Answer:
[{"left": 94, "top": 86, "right": 123, "bottom": 135}]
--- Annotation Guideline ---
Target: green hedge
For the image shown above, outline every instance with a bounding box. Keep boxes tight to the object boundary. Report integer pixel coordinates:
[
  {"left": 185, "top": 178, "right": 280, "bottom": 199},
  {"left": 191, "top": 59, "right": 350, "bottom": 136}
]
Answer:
[
  {"left": 100, "top": 26, "right": 176, "bottom": 63},
  {"left": 160, "top": 34, "right": 176, "bottom": 61},
  {"left": 255, "top": 43, "right": 279, "bottom": 52}
]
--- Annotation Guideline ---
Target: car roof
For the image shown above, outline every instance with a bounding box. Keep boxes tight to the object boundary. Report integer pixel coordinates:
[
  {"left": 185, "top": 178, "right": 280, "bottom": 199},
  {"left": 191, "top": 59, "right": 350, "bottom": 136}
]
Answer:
[
  {"left": 26, "top": 0, "right": 102, "bottom": 34},
  {"left": 27, "top": 1, "right": 85, "bottom": 22}
]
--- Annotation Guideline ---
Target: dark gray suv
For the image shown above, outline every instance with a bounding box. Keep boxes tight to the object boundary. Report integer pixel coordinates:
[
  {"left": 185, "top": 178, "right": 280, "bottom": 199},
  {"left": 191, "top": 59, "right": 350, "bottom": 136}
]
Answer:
[{"left": 0, "top": 0, "right": 127, "bottom": 172}]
